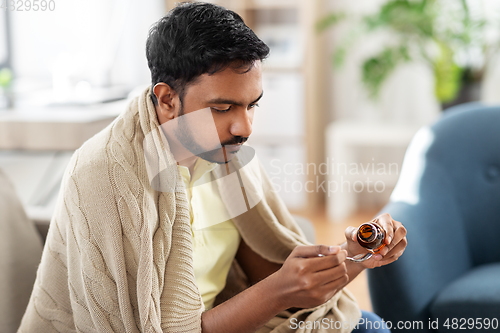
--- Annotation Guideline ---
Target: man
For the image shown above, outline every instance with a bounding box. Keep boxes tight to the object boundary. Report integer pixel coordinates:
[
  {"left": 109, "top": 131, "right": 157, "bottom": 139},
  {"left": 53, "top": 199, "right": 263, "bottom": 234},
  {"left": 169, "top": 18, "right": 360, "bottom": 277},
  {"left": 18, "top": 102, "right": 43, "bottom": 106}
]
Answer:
[{"left": 20, "top": 3, "right": 407, "bottom": 332}]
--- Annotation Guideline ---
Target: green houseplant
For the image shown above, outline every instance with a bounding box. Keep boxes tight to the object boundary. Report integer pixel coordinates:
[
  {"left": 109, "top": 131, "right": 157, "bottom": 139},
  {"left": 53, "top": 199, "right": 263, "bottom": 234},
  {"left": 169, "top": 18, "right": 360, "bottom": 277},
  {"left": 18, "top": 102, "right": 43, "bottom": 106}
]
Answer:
[
  {"left": 0, "top": 67, "right": 13, "bottom": 109},
  {"left": 318, "top": 0, "right": 498, "bottom": 107}
]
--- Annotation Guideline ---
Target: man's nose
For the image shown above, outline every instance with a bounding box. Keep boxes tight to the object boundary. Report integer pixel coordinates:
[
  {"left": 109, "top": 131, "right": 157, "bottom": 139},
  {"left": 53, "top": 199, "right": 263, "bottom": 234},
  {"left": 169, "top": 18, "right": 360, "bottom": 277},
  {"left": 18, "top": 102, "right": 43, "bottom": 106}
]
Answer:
[{"left": 230, "top": 109, "right": 253, "bottom": 138}]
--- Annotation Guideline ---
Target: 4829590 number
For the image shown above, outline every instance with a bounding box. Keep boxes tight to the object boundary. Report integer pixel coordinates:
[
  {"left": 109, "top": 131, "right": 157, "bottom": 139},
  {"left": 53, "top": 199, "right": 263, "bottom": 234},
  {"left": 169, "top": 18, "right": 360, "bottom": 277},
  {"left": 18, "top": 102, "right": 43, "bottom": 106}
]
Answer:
[
  {"left": 443, "top": 318, "right": 499, "bottom": 330},
  {"left": 1, "top": 0, "right": 55, "bottom": 11}
]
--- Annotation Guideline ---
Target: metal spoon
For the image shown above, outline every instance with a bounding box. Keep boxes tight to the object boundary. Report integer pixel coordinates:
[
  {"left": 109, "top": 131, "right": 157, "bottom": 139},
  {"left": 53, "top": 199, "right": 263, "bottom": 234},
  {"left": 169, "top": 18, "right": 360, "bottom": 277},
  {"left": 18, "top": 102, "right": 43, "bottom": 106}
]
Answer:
[
  {"left": 317, "top": 252, "right": 373, "bottom": 263},
  {"left": 346, "top": 253, "right": 373, "bottom": 262}
]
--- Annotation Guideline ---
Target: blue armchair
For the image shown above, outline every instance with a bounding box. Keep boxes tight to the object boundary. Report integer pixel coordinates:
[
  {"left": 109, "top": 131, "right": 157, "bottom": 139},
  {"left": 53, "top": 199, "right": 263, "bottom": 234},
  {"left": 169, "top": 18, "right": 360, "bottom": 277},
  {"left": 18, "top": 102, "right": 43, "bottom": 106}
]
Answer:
[{"left": 368, "top": 103, "right": 500, "bottom": 332}]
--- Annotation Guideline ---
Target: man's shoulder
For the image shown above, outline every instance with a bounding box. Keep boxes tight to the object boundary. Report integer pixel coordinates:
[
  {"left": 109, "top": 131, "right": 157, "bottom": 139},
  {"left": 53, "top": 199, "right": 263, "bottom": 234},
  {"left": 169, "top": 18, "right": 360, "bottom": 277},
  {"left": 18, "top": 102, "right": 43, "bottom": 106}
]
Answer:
[{"left": 69, "top": 102, "right": 143, "bottom": 182}]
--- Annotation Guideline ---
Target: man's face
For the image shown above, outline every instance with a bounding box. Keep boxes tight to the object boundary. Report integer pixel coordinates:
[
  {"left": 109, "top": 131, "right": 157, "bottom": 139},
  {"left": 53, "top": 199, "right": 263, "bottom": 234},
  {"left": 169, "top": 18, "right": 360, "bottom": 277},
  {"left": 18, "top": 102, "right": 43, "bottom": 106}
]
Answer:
[{"left": 173, "top": 61, "right": 263, "bottom": 164}]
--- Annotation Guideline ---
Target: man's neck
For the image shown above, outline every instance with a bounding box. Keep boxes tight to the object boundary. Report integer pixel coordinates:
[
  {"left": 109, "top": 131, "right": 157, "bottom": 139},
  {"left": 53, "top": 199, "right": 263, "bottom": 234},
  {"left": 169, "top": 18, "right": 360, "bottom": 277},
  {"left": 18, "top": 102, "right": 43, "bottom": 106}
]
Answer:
[
  {"left": 155, "top": 104, "right": 198, "bottom": 175},
  {"left": 178, "top": 155, "right": 198, "bottom": 176}
]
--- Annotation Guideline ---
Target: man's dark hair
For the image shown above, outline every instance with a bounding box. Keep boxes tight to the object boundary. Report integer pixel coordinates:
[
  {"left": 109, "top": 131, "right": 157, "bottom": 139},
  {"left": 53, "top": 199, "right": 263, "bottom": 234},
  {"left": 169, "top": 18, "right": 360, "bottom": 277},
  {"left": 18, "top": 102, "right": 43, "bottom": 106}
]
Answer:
[{"left": 146, "top": 2, "right": 270, "bottom": 105}]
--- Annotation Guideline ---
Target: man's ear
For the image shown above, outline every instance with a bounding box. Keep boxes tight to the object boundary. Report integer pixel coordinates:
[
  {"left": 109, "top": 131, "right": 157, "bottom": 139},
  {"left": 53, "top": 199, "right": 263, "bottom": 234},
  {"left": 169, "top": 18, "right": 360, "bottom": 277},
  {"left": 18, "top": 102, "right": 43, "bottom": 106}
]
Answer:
[{"left": 153, "top": 83, "right": 180, "bottom": 121}]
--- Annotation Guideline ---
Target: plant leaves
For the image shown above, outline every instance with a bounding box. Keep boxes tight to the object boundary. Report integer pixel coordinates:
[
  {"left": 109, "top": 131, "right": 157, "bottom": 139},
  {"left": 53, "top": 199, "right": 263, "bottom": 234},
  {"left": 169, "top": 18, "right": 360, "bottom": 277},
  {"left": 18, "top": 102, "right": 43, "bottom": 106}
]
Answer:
[
  {"left": 362, "top": 45, "right": 411, "bottom": 98},
  {"left": 316, "top": 12, "right": 346, "bottom": 32},
  {"left": 433, "top": 42, "right": 463, "bottom": 103}
]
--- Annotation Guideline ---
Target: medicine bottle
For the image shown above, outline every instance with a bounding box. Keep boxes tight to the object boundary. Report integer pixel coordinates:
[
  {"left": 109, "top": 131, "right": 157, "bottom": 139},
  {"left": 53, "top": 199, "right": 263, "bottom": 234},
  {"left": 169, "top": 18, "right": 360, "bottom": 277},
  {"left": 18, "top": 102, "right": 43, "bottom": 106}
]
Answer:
[{"left": 357, "top": 222, "right": 386, "bottom": 253}]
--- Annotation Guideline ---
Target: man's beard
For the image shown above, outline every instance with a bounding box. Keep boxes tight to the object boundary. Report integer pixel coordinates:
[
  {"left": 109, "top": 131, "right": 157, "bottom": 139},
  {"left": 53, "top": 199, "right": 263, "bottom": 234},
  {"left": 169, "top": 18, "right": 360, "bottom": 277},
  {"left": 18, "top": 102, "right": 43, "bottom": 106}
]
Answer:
[{"left": 174, "top": 103, "right": 248, "bottom": 164}]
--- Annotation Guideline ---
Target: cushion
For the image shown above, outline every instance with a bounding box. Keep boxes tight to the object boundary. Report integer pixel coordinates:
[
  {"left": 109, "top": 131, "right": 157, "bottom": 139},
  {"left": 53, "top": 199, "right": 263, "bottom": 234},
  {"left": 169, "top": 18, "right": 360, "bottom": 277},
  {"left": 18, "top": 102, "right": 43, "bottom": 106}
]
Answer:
[
  {"left": 0, "top": 170, "right": 43, "bottom": 332},
  {"left": 430, "top": 263, "right": 500, "bottom": 323}
]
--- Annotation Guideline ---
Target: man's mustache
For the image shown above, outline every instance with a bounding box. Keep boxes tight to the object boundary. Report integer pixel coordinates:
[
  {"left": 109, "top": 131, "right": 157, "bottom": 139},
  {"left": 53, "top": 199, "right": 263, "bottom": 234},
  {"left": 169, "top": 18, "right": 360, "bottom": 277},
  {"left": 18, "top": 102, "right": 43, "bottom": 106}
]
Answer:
[{"left": 221, "top": 136, "right": 249, "bottom": 146}]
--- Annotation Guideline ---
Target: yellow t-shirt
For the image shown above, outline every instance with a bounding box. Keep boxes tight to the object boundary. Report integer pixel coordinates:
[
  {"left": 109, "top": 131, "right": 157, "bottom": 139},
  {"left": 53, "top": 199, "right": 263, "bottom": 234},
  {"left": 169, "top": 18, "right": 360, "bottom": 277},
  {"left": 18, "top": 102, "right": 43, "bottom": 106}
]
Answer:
[{"left": 177, "top": 158, "right": 241, "bottom": 311}]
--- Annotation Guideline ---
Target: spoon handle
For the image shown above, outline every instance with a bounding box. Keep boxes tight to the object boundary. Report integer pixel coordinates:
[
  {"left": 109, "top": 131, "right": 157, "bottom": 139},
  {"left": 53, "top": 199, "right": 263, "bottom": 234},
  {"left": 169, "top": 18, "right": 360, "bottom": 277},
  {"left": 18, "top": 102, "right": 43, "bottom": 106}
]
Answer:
[
  {"left": 317, "top": 253, "right": 373, "bottom": 262},
  {"left": 346, "top": 253, "right": 373, "bottom": 262}
]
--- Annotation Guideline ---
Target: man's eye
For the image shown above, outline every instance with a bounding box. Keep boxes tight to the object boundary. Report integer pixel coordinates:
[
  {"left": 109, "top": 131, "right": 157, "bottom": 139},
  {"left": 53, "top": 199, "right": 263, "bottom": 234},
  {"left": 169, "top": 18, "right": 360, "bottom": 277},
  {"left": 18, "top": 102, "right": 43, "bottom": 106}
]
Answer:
[
  {"left": 248, "top": 103, "right": 259, "bottom": 110},
  {"left": 211, "top": 106, "right": 232, "bottom": 113}
]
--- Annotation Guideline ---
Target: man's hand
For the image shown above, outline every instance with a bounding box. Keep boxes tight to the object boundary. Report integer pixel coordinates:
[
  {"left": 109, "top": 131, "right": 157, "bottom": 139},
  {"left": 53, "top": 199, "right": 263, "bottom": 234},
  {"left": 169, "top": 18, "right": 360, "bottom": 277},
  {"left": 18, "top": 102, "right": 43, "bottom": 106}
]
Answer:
[
  {"left": 344, "top": 213, "right": 407, "bottom": 269},
  {"left": 268, "top": 245, "right": 349, "bottom": 310},
  {"left": 201, "top": 244, "right": 349, "bottom": 333}
]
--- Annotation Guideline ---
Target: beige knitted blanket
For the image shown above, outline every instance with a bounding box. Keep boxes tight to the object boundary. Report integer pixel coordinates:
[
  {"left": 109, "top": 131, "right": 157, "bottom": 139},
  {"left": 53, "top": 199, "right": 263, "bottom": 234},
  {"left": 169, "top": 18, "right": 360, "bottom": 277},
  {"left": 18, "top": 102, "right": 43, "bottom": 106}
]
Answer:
[{"left": 19, "top": 87, "right": 360, "bottom": 333}]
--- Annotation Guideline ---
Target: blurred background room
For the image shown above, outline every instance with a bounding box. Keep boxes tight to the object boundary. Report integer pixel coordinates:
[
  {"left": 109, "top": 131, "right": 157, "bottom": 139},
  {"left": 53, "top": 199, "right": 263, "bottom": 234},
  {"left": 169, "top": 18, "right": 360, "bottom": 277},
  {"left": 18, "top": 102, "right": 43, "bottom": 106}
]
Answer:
[{"left": 1, "top": 0, "right": 500, "bottom": 329}]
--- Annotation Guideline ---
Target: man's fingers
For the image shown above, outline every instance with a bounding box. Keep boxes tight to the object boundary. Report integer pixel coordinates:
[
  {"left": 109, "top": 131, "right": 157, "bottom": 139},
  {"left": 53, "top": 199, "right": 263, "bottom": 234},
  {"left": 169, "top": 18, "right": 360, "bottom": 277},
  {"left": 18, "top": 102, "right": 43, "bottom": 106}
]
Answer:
[
  {"left": 345, "top": 226, "right": 357, "bottom": 242},
  {"left": 292, "top": 245, "right": 340, "bottom": 258},
  {"left": 322, "top": 269, "right": 350, "bottom": 289},
  {"left": 317, "top": 262, "right": 348, "bottom": 285},
  {"left": 313, "top": 250, "right": 347, "bottom": 272},
  {"left": 290, "top": 245, "right": 347, "bottom": 274},
  {"left": 376, "top": 213, "right": 395, "bottom": 244},
  {"left": 379, "top": 225, "right": 407, "bottom": 256},
  {"left": 382, "top": 234, "right": 407, "bottom": 259}
]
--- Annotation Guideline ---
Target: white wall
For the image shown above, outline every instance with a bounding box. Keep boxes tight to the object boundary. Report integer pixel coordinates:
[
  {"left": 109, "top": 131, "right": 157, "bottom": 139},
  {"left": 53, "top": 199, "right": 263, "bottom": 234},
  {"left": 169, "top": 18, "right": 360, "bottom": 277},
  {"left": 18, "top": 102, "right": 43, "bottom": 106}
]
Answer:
[
  {"left": 323, "top": 0, "right": 500, "bottom": 218},
  {"left": 0, "top": 11, "right": 7, "bottom": 65},
  {"left": 10, "top": 0, "right": 165, "bottom": 89},
  {"left": 325, "top": 0, "right": 500, "bottom": 122},
  {"left": 322, "top": 0, "right": 440, "bottom": 217},
  {"left": 324, "top": 0, "right": 440, "bottom": 125},
  {"left": 480, "top": 0, "right": 500, "bottom": 104}
]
